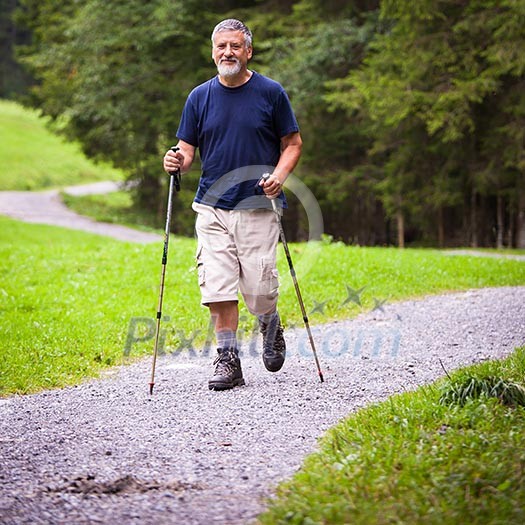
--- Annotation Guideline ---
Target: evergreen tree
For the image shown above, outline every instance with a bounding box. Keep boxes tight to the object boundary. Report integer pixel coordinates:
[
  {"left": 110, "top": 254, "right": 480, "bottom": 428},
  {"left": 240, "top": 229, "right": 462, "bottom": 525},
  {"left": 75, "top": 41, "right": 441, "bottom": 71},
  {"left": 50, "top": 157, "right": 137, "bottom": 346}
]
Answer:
[
  {"left": 326, "top": 0, "right": 525, "bottom": 247},
  {"left": 0, "top": 0, "right": 32, "bottom": 97},
  {"left": 12, "top": 0, "right": 525, "bottom": 246}
]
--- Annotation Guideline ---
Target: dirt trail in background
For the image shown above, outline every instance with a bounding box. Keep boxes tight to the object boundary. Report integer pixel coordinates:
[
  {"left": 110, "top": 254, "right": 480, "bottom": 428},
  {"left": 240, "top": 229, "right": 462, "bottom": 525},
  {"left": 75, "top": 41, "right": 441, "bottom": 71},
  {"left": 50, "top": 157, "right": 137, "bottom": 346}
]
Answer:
[
  {"left": 2, "top": 182, "right": 524, "bottom": 260},
  {"left": 443, "top": 249, "right": 525, "bottom": 262},
  {"left": 0, "top": 182, "right": 161, "bottom": 243}
]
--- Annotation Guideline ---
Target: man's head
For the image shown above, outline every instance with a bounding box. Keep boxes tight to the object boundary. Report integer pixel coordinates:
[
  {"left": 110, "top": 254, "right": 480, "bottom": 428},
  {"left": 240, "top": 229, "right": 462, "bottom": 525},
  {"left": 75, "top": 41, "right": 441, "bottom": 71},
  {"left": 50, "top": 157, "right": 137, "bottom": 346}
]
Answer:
[
  {"left": 211, "top": 19, "right": 252, "bottom": 48},
  {"left": 211, "top": 19, "right": 253, "bottom": 81}
]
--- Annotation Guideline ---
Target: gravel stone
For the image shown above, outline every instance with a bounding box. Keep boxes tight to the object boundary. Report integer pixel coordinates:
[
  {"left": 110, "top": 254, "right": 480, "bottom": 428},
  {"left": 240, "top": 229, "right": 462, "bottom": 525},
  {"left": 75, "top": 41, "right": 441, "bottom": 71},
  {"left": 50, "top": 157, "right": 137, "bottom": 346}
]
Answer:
[{"left": 1, "top": 286, "right": 524, "bottom": 524}]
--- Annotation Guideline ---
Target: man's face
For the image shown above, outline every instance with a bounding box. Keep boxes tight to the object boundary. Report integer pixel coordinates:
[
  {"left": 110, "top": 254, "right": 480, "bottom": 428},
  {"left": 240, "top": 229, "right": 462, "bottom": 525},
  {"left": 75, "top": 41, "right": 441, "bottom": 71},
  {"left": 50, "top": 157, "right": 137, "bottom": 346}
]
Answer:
[{"left": 212, "top": 30, "right": 253, "bottom": 79}]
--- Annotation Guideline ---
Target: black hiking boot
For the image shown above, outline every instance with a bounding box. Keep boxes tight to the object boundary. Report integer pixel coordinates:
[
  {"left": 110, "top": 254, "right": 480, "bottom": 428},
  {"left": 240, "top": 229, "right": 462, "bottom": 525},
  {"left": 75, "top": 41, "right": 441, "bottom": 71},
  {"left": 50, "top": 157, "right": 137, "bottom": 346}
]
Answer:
[
  {"left": 260, "top": 314, "right": 286, "bottom": 372},
  {"left": 208, "top": 348, "right": 245, "bottom": 391}
]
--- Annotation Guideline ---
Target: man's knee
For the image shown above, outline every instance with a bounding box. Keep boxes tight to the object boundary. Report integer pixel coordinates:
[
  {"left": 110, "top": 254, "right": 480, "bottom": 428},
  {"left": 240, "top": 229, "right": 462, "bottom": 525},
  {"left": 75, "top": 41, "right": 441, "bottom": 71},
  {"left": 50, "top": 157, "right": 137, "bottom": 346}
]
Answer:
[{"left": 243, "top": 293, "right": 278, "bottom": 317}]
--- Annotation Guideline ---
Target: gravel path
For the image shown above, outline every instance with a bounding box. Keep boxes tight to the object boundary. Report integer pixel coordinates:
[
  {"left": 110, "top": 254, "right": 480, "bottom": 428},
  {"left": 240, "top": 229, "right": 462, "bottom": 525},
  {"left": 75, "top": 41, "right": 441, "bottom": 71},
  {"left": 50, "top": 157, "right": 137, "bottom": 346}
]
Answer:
[
  {"left": 1, "top": 286, "right": 524, "bottom": 525},
  {"left": 0, "top": 182, "right": 161, "bottom": 244}
]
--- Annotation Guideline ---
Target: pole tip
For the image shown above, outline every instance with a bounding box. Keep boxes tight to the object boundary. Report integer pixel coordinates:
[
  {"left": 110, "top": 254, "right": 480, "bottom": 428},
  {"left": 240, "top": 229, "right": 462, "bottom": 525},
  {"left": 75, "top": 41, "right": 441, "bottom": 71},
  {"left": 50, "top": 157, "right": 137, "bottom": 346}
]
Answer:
[
  {"left": 319, "top": 372, "right": 325, "bottom": 383},
  {"left": 149, "top": 382, "right": 154, "bottom": 395}
]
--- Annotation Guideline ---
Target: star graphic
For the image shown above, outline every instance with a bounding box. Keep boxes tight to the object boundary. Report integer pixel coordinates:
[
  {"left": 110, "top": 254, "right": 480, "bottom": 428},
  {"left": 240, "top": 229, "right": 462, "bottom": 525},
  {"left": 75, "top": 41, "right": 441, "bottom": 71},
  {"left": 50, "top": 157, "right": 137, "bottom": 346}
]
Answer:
[
  {"left": 372, "top": 297, "right": 387, "bottom": 313},
  {"left": 310, "top": 299, "right": 328, "bottom": 316},
  {"left": 342, "top": 285, "right": 366, "bottom": 306}
]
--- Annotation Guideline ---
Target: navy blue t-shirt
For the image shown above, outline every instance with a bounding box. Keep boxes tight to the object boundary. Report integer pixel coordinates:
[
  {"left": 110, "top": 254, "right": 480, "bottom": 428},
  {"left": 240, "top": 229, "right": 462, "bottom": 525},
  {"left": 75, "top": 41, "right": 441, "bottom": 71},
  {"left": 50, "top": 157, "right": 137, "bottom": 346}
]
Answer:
[{"left": 176, "top": 71, "right": 299, "bottom": 210}]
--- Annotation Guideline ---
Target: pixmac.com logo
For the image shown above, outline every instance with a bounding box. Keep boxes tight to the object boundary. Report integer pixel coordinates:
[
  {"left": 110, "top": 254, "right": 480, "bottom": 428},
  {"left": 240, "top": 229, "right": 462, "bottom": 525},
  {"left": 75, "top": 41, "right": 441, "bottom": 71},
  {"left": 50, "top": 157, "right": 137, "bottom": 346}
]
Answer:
[{"left": 123, "top": 314, "right": 401, "bottom": 360}]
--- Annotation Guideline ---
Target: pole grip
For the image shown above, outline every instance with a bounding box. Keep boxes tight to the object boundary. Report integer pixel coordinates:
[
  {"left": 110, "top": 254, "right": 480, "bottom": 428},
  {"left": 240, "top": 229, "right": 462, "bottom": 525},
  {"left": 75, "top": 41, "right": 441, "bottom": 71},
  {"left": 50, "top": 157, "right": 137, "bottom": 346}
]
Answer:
[
  {"left": 169, "top": 146, "right": 181, "bottom": 192},
  {"left": 261, "top": 173, "right": 280, "bottom": 214}
]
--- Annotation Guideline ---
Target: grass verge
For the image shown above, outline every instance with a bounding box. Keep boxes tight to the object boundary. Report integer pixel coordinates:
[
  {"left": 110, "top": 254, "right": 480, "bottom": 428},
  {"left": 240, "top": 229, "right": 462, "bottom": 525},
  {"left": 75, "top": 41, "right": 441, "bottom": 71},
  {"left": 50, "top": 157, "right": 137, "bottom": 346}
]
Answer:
[
  {"left": 61, "top": 182, "right": 201, "bottom": 236},
  {"left": 0, "top": 215, "right": 524, "bottom": 395},
  {"left": 257, "top": 347, "right": 525, "bottom": 524},
  {"left": 0, "top": 99, "right": 122, "bottom": 190},
  {"left": 61, "top": 191, "right": 161, "bottom": 232}
]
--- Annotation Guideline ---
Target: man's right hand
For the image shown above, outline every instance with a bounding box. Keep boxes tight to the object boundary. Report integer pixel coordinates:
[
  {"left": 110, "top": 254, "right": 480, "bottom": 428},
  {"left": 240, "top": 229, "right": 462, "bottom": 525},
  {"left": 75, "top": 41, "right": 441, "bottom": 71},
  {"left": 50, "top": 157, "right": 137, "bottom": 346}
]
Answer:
[{"left": 163, "top": 147, "right": 185, "bottom": 174}]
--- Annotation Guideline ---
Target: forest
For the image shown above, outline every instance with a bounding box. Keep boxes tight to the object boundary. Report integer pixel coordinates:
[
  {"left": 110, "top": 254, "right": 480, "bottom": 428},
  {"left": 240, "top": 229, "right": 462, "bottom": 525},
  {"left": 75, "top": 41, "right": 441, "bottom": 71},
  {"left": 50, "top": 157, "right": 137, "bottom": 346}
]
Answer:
[{"left": 2, "top": 0, "right": 524, "bottom": 247}]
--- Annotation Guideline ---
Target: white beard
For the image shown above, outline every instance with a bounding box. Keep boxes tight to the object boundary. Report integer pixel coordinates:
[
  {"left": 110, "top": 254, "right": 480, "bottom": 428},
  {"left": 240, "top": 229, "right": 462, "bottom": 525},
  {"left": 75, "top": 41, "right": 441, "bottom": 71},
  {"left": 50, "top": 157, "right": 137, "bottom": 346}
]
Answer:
[{"left": 217, "top": 59, "right": 242, "bottom": 78}]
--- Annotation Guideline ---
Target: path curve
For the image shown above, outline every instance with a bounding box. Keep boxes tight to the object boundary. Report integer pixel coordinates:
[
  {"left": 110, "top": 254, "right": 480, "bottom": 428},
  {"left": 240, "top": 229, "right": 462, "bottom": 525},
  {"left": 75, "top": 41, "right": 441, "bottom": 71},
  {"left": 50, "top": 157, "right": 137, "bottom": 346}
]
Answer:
[
  {"left": 1, "top": 286, "right": 524, "bottom": 524},
  {"left": 444, "top": 249, "right": 525, "bottom": 262},
  {"left": 0, "top": 182, "right": 161, "bottom": 244},
  {"left": 2, "top": 184, "right": 524, "bottom": 261}
]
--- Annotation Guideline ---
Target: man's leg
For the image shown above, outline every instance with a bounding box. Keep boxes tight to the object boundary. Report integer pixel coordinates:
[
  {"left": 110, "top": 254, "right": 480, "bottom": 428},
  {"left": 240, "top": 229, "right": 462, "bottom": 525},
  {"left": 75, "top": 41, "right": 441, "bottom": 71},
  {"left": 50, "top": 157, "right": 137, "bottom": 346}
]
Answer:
[
  {"left": 235, "top": 209, "right": 286, "bottom": 372},
  {"left": 192, "top": 203, "right": 245, "bottom": 390},
  {"left": 210, "top": 300, "right": 239, "bottom": 349}
]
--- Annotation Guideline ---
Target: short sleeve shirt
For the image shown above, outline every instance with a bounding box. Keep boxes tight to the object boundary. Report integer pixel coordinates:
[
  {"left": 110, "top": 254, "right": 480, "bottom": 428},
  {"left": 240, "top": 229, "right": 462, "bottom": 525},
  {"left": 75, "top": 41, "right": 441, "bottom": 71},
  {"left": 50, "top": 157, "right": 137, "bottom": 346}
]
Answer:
[{"left": 177, "top": 71, "right": 299, "bottom": 209}]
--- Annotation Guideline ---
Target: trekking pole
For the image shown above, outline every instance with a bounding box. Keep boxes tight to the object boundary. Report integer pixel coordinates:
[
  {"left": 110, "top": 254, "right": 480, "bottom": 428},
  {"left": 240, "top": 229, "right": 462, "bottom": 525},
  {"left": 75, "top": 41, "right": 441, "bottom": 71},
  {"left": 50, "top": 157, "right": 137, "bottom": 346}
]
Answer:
[
  {"left": 149, "top": 146, "right": 181, "bottom": 395},
  {"left": 263, "top": 176, "right": 324, "bottom": 383}
]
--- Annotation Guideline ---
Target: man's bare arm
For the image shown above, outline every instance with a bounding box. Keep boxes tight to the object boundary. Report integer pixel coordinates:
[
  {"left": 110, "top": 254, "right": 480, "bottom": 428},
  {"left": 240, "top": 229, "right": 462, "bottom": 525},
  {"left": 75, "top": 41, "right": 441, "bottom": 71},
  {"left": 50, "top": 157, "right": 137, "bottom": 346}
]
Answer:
[{"left": 260, "top": 131, "right": 303, "bottom": 198}]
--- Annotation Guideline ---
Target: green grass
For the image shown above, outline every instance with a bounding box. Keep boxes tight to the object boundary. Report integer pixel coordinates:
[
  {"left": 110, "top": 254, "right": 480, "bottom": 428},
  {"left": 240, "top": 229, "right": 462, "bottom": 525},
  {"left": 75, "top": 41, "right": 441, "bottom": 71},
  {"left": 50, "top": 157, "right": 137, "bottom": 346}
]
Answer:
[
  {"left": 61, "top": 191, "right": 161, "bottom": 232},
  {"left": 0, "top": 215, "right": 524, "bottom": 395},
  {"left": 0, "top": 99, "right": 123, "bottom": 190},
  {"left": 0, "top": 216, "right": 200, "bottom": 395},
  {"left": 258, "top": 347, "right": 525, "bottom": 524},
  {"left": 275, "top": 240, "right": 525, "bottom": 325}
]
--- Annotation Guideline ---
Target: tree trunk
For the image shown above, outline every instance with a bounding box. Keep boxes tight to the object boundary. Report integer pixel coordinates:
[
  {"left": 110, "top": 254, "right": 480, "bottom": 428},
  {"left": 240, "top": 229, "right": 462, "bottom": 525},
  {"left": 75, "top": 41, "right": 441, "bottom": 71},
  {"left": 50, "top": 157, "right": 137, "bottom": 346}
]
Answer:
[
  {"left": 496, "top": 194, "right": 504, "bottom": 249},
  {"left": 437, "top": 206, "right": 445, "bottom": 248},
  {"left": 517, "top": 183, "right": 525, "bottom": 249},
  {"left": 470, "top": 189, "right": 478, "bottom": 248},
  {"left": 507, "top": 207, "right": 514, "bottom": 248},
  {"left": 396, "top": 210, "right": 405, "bottom": 248}
]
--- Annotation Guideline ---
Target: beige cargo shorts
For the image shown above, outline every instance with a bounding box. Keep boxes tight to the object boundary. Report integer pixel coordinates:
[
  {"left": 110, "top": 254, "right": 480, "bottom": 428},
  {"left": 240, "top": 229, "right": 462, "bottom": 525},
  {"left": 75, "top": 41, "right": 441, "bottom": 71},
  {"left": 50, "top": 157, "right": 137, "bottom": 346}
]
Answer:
[{"left": 192, "top": 202, "right": 280, "bottom": 315}]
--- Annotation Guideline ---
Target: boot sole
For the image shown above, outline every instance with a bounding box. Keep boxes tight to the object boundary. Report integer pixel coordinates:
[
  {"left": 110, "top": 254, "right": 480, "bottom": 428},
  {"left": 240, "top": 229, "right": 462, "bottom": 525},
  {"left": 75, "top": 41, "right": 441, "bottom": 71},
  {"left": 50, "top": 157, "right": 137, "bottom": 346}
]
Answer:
[{"left": 208, "top": 378, "right": 246, "bottom": 391}]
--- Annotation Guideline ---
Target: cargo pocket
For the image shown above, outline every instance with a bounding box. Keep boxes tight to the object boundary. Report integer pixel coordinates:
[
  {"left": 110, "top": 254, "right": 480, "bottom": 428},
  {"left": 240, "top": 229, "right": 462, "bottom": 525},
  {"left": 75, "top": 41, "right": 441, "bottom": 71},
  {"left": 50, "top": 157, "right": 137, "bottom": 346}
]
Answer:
[
  {"left": 196, "top": 244, "right": 205, "bottom": 286},
  {"left": 259, "top": 257, "right": 279, "bottom": 295}
]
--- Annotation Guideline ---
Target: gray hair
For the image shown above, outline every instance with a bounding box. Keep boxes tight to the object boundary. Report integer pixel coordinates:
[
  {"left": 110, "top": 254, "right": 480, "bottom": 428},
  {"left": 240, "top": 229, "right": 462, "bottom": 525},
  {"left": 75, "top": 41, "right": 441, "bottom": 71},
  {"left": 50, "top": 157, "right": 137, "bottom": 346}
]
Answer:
[{"left": 211, "top": 19, "right": 252, "bottom": 48}]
